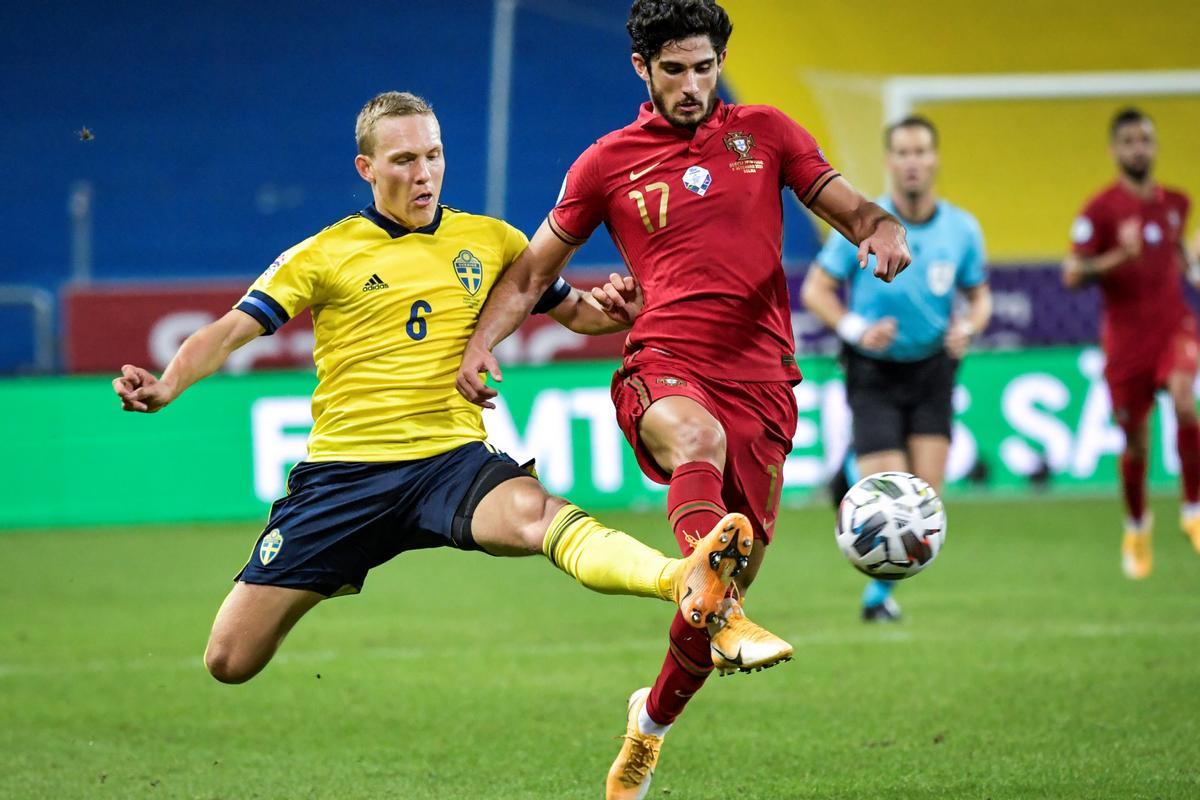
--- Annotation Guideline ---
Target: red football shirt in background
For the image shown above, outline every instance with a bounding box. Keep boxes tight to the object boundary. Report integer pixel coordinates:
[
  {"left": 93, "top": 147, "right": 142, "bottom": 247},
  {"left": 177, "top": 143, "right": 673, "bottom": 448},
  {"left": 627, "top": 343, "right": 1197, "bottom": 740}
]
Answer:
[
  {"left": 551, "top": 100, "right": 838, "bottom": 383},
  {"left": 1071, "top": 182, "right": 1192, "bottom": 381}
]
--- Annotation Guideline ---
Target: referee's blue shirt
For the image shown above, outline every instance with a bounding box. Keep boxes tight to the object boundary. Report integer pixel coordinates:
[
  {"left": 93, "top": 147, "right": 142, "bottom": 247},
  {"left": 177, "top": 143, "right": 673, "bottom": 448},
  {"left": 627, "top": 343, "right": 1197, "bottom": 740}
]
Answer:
[{"left": 816, "top": 197, "right": 987, "bottom": 362}]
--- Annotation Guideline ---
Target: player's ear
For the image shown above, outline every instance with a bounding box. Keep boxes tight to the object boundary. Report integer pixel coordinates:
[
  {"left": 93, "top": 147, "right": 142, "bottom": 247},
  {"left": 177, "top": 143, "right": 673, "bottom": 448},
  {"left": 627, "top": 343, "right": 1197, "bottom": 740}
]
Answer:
[
  {"left": 717, "top": 49, "right": 727, "bottom": 70},
  {"left": 354, "top": 153, "right": 374, "bottom": 184},
  {"left": 631, "top": 52, "right": 650, "bottom": 83}
]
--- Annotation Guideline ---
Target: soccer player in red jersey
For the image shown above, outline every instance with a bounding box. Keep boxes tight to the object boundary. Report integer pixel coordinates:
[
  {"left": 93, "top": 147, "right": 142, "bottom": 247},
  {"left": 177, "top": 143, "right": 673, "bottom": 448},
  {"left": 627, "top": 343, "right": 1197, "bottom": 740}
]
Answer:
[
  {"left": 1064, "top": 107, "right": 1200, "bottom": 579},
  {"left": 457, "top": 2, "right": 909, "bottom": 796}
]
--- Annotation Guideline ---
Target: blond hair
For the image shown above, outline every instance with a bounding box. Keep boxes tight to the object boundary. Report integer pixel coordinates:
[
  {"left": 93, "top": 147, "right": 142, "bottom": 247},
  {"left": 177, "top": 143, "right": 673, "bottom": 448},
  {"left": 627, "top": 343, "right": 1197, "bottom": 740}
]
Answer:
[{"left": 355, "top": 91, "right": 434, "bottom": 155}]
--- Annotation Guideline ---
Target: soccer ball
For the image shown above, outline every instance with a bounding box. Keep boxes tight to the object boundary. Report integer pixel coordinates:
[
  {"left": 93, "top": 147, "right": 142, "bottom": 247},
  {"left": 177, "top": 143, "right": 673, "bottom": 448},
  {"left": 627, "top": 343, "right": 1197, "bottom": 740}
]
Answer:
[{"left": 835, "top": 471, "right": 946, "bottom": 580}]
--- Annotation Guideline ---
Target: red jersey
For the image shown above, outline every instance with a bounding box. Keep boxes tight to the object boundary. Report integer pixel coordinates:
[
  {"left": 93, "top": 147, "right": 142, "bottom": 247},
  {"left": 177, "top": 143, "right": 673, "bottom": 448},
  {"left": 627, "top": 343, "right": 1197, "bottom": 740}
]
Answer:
[
  {"left": 1071, "top": 182, "right": 1192, "bottom": 380},
  {"left": 551, "top": 100, "right": 838, "bottom": 382}
]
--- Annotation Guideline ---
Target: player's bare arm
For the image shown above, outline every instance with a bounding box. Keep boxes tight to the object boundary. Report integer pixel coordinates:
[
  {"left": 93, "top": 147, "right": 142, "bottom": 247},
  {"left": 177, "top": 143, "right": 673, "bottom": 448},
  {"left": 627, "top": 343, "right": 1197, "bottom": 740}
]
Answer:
[
  {"left": 1063, "top": 217, "right": 1142, "bottom": 288},
  {"left": 801, "top": 265, "right": 895, "bottom": 352},
  {"left": 945, "top": 283, "right": 993, "bottom": 359},
  {"left": 112, "top": 310, "right": 263, "bottom": 412},
  {"left": 548, "top": 273, "right": 643, "bottom": 334},
  {"left": 809, "top": 177, "right": 911, "bottom": 282},
  {"left": 456, "top": 220, "right": 576, "bottom": 407}
]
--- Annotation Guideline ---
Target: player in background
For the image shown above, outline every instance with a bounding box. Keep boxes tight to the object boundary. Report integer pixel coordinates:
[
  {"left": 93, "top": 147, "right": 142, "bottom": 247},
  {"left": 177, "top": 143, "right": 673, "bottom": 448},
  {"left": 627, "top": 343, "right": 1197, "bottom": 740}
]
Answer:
[
  {"left": 112, "top": 92, "right": 757, "bottom": 705},
  {"left": 455, "top": 2, "right": 910, "bottom": 796},
  {"left": 1063, "top": 107, "right": 1200, "bottom": 579},
  {"left": 803, "top": 115, "right": 991, "bottom": 622}
]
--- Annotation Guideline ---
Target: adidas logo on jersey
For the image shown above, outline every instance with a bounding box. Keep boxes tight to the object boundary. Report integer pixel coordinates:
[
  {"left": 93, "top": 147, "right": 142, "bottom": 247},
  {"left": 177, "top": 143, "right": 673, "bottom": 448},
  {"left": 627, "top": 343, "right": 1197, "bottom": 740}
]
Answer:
[{"left": 362, "top": 274, "right": 389, "bottom": 292}]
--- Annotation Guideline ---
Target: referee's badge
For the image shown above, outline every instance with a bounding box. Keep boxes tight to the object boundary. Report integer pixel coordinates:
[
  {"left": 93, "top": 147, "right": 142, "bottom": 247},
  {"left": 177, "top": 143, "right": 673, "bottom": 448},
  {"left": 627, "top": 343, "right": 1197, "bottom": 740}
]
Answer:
[
  {"left": 683, "top": 165, "right": 712, "bottom": 196},
  {"left": 260, "top": 529, "right": 284, "bottom": 565},
  {"left": 453, "top": 250, "right": 484, "bottom": 296},
  {"left": 927, "top": 261, "right": 955, "bottom": 297}
]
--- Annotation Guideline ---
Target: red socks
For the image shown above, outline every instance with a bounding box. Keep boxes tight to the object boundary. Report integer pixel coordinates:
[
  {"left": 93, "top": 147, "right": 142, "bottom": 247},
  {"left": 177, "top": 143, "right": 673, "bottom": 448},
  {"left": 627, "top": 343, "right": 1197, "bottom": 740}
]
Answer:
[
  {"left": 666, "top": 461, "right": 726, "bottom": 554},
  {"left": 645, "top": 612, "right": 713, "bottom": 726},
  {"left": 646, "top": 461, "right": 728, "bottom": 726},
  {"left": 1119, "top": 450, "right": 1147, "bottom": 524},
  {"left": 1177, "top": 421, "right": 1200, "bottom": 504}
]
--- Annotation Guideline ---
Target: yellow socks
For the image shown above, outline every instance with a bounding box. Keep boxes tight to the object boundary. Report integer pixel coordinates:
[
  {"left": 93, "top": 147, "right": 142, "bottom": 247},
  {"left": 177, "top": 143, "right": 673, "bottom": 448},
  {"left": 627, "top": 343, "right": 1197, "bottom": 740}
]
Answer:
[{"left": 542, "top": 504, "right": 676, "bottom": 600}]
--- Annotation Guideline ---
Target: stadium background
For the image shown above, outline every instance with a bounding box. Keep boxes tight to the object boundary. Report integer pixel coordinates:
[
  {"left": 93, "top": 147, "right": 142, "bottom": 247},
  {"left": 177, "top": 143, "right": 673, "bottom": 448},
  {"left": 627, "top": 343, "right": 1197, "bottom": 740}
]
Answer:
[
  {"left": 4, "top": 4, "right": 1200, "bottom": 799},
  {"left": 3, "top": 0, "right": 1197, "bottom": 527}
]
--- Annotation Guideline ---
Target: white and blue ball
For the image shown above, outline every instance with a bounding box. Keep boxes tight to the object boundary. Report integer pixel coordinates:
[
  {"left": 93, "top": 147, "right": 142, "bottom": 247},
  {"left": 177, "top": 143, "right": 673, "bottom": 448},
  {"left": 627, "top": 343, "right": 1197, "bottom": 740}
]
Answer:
[{"left": 835, "top": 472, "right": 946, "bottom": 580}]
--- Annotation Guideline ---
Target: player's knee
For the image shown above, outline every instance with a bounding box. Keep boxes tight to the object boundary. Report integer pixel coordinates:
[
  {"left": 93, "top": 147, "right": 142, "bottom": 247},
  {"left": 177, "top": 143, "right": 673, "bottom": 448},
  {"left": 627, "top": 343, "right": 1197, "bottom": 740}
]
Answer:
[
  {"left": 506, "top": 482, "right": 562, "bottom": 551},
  {"left": 1123, "top": 432, "right": 1150, "bottom": 459},
  {"left": 672, "top": 419, "right": 726, "bottom": 466},
  {"left": 204, "top": 641, "right": 261, "bottom": 685}
]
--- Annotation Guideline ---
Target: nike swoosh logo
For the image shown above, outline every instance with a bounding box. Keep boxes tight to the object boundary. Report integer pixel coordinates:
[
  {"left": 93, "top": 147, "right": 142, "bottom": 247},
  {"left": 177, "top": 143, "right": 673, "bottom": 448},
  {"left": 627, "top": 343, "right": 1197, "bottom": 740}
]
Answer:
[
  {"left": 629, "top": 162, "right": 662, "bottom": 182},
  {"left": 711, "top": 643, "right": 743, "bottom": 665}
]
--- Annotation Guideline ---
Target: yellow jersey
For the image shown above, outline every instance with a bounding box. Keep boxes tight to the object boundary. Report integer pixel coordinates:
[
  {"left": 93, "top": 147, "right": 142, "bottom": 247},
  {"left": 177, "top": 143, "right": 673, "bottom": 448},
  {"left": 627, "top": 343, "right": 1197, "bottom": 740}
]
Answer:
[{"left": 234, "top": 204, "right": 555, "bottom": 462}]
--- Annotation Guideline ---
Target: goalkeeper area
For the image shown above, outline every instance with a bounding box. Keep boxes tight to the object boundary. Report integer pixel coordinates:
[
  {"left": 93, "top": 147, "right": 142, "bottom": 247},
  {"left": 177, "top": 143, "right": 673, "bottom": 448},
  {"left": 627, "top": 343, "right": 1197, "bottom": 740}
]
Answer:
[{"left": 3, "top": 498, "right": 1197, "bottom": 799}]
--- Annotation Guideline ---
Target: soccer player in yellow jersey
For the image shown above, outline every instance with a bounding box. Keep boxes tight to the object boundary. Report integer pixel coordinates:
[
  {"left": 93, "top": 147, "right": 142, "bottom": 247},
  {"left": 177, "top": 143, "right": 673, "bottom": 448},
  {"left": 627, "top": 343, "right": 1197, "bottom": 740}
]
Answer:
[{"left": 111, "top": 91, "right": 754, "bottom": 690}]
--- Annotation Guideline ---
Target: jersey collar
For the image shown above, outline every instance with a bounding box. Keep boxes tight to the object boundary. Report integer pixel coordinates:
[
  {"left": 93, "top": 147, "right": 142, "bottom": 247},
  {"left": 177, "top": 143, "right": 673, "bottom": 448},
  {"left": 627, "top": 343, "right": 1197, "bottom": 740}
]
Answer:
[
  {"left": 636, "top": 99, "right": 729, "bottom": 140},
  {"left": 881, "top": 195, "right": 942, "bottom": 228},
  {"left": 1113, "top": 180, "right": 1164, "bottom": 205},
  {"left": 359, "top": 203, "right": 444, "bottom": 238}
]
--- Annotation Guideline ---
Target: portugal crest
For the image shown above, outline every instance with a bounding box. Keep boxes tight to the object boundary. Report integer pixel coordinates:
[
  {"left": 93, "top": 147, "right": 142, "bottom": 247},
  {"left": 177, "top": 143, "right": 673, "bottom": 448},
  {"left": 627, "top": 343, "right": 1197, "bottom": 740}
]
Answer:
[
  {"left": 453, "top": 250, "right": 484, "bottom": 295},
  {"left": 259, "top": 529, "right": 284, "bottom": 565},
  {"left": 724, "top": 131, "right": 763, "bottom": 173}
]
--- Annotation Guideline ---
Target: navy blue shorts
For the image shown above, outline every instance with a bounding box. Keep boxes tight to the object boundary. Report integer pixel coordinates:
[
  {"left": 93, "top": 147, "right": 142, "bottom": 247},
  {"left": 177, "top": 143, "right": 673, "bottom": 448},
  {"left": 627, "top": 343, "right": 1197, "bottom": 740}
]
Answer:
[{"left": 235, "top": 442, "right": 527, "bottom": 597}]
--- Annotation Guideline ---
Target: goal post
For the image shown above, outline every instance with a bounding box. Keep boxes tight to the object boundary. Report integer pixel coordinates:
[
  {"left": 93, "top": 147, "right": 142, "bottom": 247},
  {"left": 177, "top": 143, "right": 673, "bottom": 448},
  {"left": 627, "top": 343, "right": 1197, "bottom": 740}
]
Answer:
[{"left": 806, "top": 70, "right": 1200, "bottom": 261}]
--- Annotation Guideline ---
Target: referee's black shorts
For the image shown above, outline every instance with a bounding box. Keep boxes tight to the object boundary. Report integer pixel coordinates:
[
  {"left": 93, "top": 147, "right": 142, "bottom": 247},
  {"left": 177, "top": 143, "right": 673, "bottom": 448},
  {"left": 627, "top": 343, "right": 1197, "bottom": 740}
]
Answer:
[{"left": 842, "top": 346, "right": 959, "bottom": 456}]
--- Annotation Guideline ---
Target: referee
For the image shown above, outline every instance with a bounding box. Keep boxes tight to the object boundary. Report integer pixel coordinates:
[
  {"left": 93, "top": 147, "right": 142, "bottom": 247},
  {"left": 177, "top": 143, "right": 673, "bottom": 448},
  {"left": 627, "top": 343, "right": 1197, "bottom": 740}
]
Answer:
[{"left": 803, "top": 115, "right": 992, "bottom": 621}]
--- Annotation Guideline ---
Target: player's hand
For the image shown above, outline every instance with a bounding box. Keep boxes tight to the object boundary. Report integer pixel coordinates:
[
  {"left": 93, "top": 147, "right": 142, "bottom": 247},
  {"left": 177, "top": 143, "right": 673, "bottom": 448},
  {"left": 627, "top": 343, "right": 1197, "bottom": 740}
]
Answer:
[
  {"left": 944, "top": 320, "right": 975, "bottom": 359},
  {"left": 861, "top": 317, "right": 897, "bottom": 352},
  {"left": 859, "top": 219, "right": 912, "bottom": 283},
  {"left": 456, "top": 337, "right": 502, "bottom": 409},
  {"left": 112, "top": 364, "right": 175, "bottom": 413},
  {"left": 590, "top": 272, "right": 643, "bottom": 327},
  {"left": 1117, "top": 217, "right": 1143, "bottom": 260}
]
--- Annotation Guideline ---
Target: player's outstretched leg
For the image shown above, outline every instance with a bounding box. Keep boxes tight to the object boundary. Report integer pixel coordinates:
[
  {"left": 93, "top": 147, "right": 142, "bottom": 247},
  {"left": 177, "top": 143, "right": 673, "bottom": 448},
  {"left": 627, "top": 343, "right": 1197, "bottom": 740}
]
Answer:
[
  {"left": 605, "top": 687, "right": 661, "bottom": 800},
  {"left": 530, "top": 498, "right": 750, "bottom": 623}
]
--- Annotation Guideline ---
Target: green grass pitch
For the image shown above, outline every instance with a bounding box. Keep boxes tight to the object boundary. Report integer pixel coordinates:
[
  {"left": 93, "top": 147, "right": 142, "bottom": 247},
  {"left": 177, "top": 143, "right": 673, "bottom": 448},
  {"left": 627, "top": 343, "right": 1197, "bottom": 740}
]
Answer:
[{"left": 2, "top": 497, "right": 1198, "bottom": 799}]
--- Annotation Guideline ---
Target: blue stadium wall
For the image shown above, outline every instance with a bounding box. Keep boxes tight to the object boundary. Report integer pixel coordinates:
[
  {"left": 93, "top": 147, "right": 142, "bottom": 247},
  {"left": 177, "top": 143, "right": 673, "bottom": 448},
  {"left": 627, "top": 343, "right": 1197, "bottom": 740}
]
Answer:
[{"left": 0, "top": 0, "right": 820, "bottom": 372}]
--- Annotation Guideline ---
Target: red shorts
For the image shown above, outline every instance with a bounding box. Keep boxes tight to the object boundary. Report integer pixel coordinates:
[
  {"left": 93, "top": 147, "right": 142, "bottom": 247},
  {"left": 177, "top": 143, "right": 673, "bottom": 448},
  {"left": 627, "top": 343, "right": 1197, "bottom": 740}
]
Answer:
[
  {"left": 1106, "top": 315, "right": 1199, "bottom": 428},
  {"left": 611, "top": 356, "right": 798, "bottom": 544}
]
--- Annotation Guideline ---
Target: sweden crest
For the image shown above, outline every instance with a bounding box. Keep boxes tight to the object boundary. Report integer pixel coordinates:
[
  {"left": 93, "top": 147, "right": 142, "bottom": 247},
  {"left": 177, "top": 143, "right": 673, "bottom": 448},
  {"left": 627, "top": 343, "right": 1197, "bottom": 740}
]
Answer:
[
  {"left": 260, "top": 529, "right": 284, "bottom": 565},
  {"left": 453, "top": 250, "right": 484, "bottom": 296}
]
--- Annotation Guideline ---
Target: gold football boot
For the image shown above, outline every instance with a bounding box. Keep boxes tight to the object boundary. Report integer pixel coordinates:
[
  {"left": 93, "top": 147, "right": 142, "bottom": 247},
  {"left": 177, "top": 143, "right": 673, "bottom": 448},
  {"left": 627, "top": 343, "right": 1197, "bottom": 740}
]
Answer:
[
  {"left": 671, "top": 513, "right": 753, "bottom": 628},
  {"left": 604, "top": 688, "right": 661, "bottom": 800},
  {"left": 709, "top": 597, "right": 794, "bottom": 676}
]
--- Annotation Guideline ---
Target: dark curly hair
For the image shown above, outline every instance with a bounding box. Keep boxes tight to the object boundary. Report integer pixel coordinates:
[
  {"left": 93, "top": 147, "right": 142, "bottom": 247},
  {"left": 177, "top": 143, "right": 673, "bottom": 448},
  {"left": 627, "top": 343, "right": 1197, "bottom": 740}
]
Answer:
[
  {"left": 1110, "top": 107, "right": 1151, "bottom": 140},
  {"left": 626, "top": 0, "right": 733, "bottom": 64}
]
